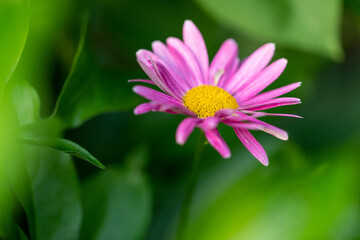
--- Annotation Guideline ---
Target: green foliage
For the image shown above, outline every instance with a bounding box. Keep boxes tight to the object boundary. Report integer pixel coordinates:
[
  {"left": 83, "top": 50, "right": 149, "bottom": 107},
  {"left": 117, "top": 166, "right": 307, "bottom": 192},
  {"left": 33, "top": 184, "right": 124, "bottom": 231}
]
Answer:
[
  {"left": 80, "top": 148, "right": 152, "bottom": 240},
  {"left": 1, "top": 0, "right": 360, "bottom": 239},
  {"left": 0, "top": 0, "right": 30, "bottom": 101},
  {"left": 11, "top": 80, "right": 41, "bottom": 126},
  {"left": 184, "top": 144, "right": 360, "bottom": 240},
  {"left": 21, "top": 137, "right": 105, "bottom": 169},
  {"left": 25, "top": 148, "right": 82, "bottom": 240},
  {"left": 196, "top": 0, "right": 343, "bottom": 60},
  {"left": 53, "top": 13, "right": 138, "bottom": 129}
]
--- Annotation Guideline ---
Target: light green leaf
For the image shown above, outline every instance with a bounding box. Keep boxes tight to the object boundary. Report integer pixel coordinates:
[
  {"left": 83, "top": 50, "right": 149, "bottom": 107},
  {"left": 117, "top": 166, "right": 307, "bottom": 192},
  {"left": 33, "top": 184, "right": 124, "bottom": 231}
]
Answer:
[
  {"left": 0, "top": 0, "right": 30, "bottom": 101},
  {"left": 11, "top": 80, "right": 41, "bottom": 126},
  {"left": 21, "top": 137, "right": 105, "bottom": 169},
  {"left": 0, "top": 82, "right": 36, "bottom": 239},
  {"left": 25, "top": 148, "right": 82, "bottom": 240},
  {"left": 80, "top": 148, "right": 152, "bottom": 240},
  {"left": 196, "top": 0, "right": 343, "bottom": 60},
  {"left": 53, "top": 13, "right": 138, "bottom": 128}
]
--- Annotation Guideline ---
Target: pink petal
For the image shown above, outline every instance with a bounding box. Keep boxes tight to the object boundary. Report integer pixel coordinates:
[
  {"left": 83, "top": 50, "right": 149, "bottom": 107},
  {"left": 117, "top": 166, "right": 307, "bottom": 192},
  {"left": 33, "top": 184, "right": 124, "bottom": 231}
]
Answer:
[
  {"left": 152, "top": 41, "right": 190, "bottom": 90},
  {"left": 183, "top": 20, "right": 209, "bottom": 83},
  {"left": 245, "top": 116, "right": 288, "bottom": 140},
  {"left": 241, "top": 97, "right": 301, "bottom": 111},
  {"left": 244, "top": 82, "right": 301, "bottom": 105},
  {"left": 128, "top": 79, "right": 155, "bottom": 85},
  {"left": 223, "top": 121, "right": 265, "bottom": 130},
  {"left": 133, "top": 85, "right": 182, "bottom": 106},
  {"left": 226, "top": 113, "right": 267, "bottom": 122},
  {"left": 176, "top": 117, "right": 199, "bottom": 145},
  {"left": 225, "top": 43, "right": 275, "bottom": 93},
  {"left": 137, "top": 51, "right": 162, "bottom": 84},
  {"left": 214, "top": 109, "right": 236, "bottom": 118},
  {"left": 152, "top": 60, "right": 185, "bottom": 98},
  {"left": 260, "top": 113, "right": 302, "bottom": 118},
  {"left": 240, "top": 110, "right": 303, "bottom": 119},
  {"left": 197, "top": 117, "right": 220, "bottom": 131},
  {"left": 234, "top": 128, "right": 269, "bottom": 166},
  {"left": 219, "top": 57, "right": 240, "bottom": 88},
  {"left": 134, "top": 103, "right": 156, "bottom": 115},
  {"left": 235, "top": 58, "right": 288, "bottom": 101},
  {"left": 167, "top": 37, "right": 204, "bottom": 86},
  {"left": 204, "top": 129, "right": 231, "bottom": 158},
  {"left": 209, "top": 39, "right": 238, "bottom": 86},
  {"left": 137, "top": 50, "right": 184, "bottom": 99},
  {"left": 137, "top": 50, "right": 175, "bottom": 95},
  {"left": 159, "top": 104, "right": 195, "bottom": 116}
]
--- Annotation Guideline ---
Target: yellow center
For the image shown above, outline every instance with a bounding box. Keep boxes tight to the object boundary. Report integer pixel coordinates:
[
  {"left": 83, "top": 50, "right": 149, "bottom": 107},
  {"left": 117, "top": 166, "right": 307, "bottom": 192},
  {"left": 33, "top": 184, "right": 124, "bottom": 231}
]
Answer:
[{"left": 183, "top": 85, "right": 239, "bottom": 118}]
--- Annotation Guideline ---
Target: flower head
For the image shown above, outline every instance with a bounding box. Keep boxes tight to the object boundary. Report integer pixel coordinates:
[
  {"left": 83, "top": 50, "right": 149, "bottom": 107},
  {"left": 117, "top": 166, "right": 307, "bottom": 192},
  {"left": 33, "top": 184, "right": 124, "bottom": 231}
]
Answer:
[{"left": 130, "top": 20, "right": 301, "bottom": 166}]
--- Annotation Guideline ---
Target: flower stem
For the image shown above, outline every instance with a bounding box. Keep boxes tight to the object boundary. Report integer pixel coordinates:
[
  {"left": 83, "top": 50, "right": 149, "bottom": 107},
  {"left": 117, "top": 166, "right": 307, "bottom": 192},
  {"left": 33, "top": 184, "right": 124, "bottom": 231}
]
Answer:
[{"left": 175, "top": 133, "right": 205, "bottom": 240}]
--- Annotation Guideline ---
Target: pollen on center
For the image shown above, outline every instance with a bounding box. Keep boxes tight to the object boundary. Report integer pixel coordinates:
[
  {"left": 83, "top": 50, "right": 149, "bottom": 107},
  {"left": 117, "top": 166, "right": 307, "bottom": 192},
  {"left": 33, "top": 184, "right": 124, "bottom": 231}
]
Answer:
[{"left": 182, "top": 85, "right": 239, "bottom": 118}]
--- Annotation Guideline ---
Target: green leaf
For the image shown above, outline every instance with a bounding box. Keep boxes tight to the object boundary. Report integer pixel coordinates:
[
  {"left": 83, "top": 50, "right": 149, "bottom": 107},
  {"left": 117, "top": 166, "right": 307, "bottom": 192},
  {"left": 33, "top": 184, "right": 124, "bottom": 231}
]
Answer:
[
  {"left": 25, "top": 148, "right": 82, "bottom": 240},
  {"left": 3, "top": 142, "right": 36, "bottom": 240},
  {"left": 52, "top": 13, "right": 138, "bottom": 128},
  {"left": 196, "top": 0, "right": 343, "bottom": 60},
  {"left": 11, "top": 80, "right": 41, "bottom": 126},
  {"left": 184, "top": 144, "right": 360, "bottom": 240},
  {"left": 0, "top": 0, "right": 30, "bottom": 101},
  {"left": 80, "top": 149, "right": 152, "bottom": 240},
  {"left": 0, "top": 182, "right": 29, "bottom": 240},
  {"left": 21, "top": 137, "right": 105, "bottom": 169},
  {"left": 0, "top": 82, "right": 36, "bottom": 239}
]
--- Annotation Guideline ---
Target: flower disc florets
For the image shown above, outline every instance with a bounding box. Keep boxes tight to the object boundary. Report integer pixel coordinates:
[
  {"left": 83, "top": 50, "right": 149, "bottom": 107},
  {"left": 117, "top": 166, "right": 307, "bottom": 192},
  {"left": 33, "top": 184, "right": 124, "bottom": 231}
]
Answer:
[{"left": 183, "top": 85, "right": 239, "bottom": 118}]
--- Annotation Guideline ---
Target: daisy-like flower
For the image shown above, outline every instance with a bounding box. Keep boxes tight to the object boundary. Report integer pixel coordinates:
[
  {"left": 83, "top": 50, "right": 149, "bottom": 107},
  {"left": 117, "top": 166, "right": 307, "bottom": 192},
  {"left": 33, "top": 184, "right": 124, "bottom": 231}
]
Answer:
[{"left": 131, "top": 20, "right": 301, "bottom": 166}]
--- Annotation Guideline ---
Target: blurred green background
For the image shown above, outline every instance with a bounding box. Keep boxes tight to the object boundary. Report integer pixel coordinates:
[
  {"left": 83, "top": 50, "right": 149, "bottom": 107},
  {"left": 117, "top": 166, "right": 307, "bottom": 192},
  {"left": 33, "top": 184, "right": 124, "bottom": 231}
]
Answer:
[{"left": 0, "top": 0, "right": 360, "bottom": 239}]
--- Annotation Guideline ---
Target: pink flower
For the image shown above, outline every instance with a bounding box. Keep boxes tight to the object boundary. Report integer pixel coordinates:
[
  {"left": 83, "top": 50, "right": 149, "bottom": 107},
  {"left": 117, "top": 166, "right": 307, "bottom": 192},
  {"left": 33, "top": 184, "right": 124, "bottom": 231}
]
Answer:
[{"left": 130, "top": 20, "right": 301, "bottom": 166}]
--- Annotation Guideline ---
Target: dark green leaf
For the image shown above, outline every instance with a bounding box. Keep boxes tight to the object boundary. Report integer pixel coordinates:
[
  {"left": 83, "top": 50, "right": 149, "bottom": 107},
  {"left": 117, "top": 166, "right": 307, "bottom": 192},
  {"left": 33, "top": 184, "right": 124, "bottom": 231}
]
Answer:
[
  {"left": 80, "top": 149, "right": 152, "bottom": 240},
  {"left": 0, "top": 0, "right": 30, "bottom": 101},
  {"left": 21, "top": 137, "right": 105, "bottom": 169},
  {"left": 196, "top": 0, "right": 343, "bottom": 60},
  {"left": 0, "top": 182, "right": 29, "bottom": 240},
  {"left": 25, "top": 148, "right": 82, "bottom": 240},
  {"left": 53, "top": 13, "right": 138, "bottom": 128}
]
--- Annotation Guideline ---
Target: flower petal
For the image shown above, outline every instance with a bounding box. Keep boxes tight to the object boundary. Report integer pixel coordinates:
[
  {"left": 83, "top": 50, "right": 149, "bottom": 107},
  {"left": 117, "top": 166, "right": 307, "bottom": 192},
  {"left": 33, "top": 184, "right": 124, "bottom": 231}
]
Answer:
[
  {"left": 223, "top": 121, "right": 264, "bottom": 130},
  {"left": 152, "top": 41, "right": 190, "bottom": 90},
  {"left": 244, "top": 82, "right": 301, "bottom": 105},
  {"left": 209, "top": 39, "right": 238, "bottom": 86},
  {"left": 240, "top": 110, "right": 303, "bottom": 119},
  {"left": 128, "top": 79, "right": 155, "bottom": 85},
  {"left": 219, "top": 57, "right": 240, "bottom": 88},
  {"left": 214, "top": 109, "right": 237, "bottom": 118},
  {"left": 167, "top": 37, "right": 204, "bottom": 86},
  {"left": 176, "top": 117, "right": 199, "bottom": 145},
  {"left": 134, "top": 103, "right": 156, "bottom": 115},
  {"left": 204, "top": 129, "right": 231, "bottom": 158},
  {"left": 183, "top": 20, "right": 209, "bottom": 83},
  {"left": 137, "top": 49, "right": 184, "bottom": 98},
  {"left": 133, "top": 85, "right": 182, "bottom": 106},
  {"left": 241, "top": 97, "right": 301, "bottom": 111},
  {"left": 152, "top": 60, "right": 185, "bottom": 98},
  {"left": 245, "top": 116, "right": 288, "bottom": 140},
  {"left": 225, "top": 43, "right": 275, "bottom": 93},
  {"left": 159, "top": 103, "right": 195, "bottom": 116},
  {"left": 234, "top": 128, "right": 269, "bottom": 166},
  {"left": 235, "top": 58, "right": 288, "bottom": 101},
  {"left": 197, "top": 117, "right": 221, "bottom": 131},
  {"left": 137, "top": 50, "right": 175, "bottom": 95}
]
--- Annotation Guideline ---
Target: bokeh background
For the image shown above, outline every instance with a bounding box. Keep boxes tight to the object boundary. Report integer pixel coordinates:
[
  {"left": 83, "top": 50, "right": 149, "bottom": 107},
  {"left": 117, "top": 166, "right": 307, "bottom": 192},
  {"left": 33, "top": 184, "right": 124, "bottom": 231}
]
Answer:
[{"left": 0, "top": 0, "right": 360, "bottom": 239}]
